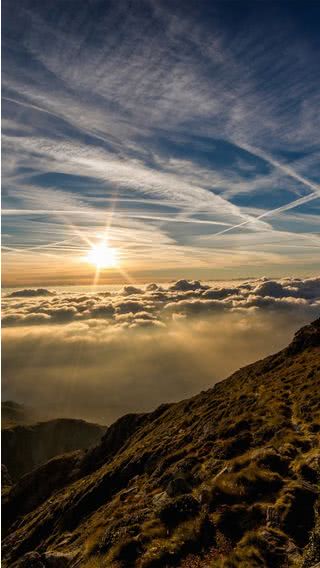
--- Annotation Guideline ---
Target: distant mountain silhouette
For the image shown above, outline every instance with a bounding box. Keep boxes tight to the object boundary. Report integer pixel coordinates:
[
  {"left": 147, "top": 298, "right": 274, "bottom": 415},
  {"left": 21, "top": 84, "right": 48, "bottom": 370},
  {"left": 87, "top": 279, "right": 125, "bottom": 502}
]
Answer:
[
  {"left": 2, "top": 415, "right": 105, "bottom": 482},
  {"left": 2, "top": 319, "right": 320, "bottom": 567}
]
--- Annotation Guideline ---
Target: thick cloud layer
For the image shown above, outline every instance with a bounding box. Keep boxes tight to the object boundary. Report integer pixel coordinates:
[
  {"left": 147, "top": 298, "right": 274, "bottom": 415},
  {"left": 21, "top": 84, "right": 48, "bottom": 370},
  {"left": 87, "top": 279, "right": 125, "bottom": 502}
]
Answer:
[
  {"left": 2, "top": 277, "right": 319, "bottom": 423},
  {"left": 3, "top": 277, "right": 320, "bottom": 328}
]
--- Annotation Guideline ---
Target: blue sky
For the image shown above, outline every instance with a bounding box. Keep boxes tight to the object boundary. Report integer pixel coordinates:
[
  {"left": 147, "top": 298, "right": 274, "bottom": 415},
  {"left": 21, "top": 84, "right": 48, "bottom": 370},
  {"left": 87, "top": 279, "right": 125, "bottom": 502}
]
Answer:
[{"left": 2, "top": 0, "right": 320, "bottom": 285}]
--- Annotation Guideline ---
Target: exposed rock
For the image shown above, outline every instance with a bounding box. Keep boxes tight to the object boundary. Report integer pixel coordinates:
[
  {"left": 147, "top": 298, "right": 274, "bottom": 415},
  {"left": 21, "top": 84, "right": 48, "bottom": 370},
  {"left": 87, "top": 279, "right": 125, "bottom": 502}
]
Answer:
[
  {"left": 43, "top": 552, "right": 75, "bottom": 567},
  {"left": 166, "top": 475, "right": 192, "bottom": 497},
  {"left": 80, "top": 412, "right": 152, "bottom": 475},
  {"left": 286, "top": 317, "right": 320, "bottom": 355},
  {"left": 266, "top": 506, "right": 281, "bottom": 528},
  {"left": 99, "top": 523, "right": 141, "bottom": 553}
]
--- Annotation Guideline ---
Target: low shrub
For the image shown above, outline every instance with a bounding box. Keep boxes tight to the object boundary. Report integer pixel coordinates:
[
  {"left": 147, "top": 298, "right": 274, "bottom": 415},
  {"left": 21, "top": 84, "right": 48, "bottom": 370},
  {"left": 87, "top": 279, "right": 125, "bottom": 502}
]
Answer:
[
  {"left": 112, "top": 536, "right": 142, "bottom": 564},
  {"left": 276, "top": 482, "right": 317, "bottom": 547},
  {"left": 215, "top": 504, "right": 264, "bottom": 542},
  {"left": 141, "top": 514, "right": 215, "bottom": 568},
  {"left": 218, "top": 527, "right": 288, "bottom": 568},
  {"left": 158, "top": 495, "right": 200, "bottom": 528},
  {"left": 209, "top": 464, "right": 283, "bottom": 509}
]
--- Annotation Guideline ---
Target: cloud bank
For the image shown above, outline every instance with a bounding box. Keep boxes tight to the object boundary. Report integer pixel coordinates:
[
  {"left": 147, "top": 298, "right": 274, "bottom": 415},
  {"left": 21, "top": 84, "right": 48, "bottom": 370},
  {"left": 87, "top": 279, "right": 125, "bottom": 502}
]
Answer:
[
  {"left": 3, "top": 277, "right": 320, "bottom": 328},
  {"left": 2, "top": 277, "right": 319, "bottom": 423}
]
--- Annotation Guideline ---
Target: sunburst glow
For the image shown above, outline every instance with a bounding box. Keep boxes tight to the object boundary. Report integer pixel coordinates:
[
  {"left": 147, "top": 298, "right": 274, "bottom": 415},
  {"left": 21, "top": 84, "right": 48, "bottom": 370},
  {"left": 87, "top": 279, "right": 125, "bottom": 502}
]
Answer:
[{"left": 86, "top": 242, "right": 118, "bottom": 269}]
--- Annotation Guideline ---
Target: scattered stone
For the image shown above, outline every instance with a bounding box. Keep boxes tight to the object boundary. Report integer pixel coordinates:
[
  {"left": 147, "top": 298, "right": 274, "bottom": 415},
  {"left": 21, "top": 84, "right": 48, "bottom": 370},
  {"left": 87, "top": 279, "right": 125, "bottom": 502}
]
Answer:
[
  {"left": 119, "top": 486, "right": 136, "bottom": 501},
  {"left": 266, "top": 506, "right": 280, "bottom": 528},
  {"left": 152, "top": 491, "right": 169, "bottom": 508},
  {"left": 99, "top": 523, "right": 140, "bottom": 553}
]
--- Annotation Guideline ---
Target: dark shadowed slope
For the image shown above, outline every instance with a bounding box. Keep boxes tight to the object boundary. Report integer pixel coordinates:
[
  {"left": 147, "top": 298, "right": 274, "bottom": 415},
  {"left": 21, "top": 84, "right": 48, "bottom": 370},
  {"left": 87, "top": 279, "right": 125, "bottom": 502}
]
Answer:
[
  {"left": 2, "top": 319, "right": 320, "bottom": 568},
  {"left": 2, "top": 418, "right": 106, "bottom": 482}
]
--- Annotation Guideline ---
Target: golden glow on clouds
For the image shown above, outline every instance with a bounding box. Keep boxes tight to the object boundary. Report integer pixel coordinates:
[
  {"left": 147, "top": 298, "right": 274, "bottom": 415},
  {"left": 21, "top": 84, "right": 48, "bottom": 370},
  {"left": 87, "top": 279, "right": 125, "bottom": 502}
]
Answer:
[{"left": 86, "top": 242, "right": 118, "bottom": 269}]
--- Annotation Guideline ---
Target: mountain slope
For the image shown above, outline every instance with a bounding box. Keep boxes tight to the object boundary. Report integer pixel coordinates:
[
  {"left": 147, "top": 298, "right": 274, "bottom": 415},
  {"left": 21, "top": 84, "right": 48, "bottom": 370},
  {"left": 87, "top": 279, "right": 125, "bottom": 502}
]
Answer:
[
  {"left": 2, "top": 418, "right": 106, "bottom": 482},
  {"left": 2, "top": 319, "right": 320, "bottom": 568}
]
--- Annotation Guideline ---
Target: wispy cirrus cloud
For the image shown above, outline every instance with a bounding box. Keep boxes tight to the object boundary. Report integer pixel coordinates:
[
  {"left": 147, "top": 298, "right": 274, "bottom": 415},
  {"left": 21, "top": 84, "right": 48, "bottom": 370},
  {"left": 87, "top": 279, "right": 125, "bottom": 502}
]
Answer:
[{"left": 2, "top": 0, "right": 320, "bottom": 283}]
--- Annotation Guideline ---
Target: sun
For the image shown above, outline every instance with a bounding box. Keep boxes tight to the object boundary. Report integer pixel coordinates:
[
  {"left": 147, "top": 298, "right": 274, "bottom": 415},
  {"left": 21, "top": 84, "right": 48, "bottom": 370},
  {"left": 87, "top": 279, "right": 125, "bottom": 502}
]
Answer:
[{"left": 86, "top": 242, "right": 118, "bottom": 269}]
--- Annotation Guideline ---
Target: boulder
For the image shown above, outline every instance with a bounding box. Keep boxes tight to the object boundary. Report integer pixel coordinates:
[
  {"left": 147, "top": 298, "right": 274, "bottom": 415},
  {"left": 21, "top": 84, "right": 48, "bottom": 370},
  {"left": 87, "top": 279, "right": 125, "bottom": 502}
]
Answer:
[
  {"left": 44, "top": 552, "right": 76, "bottom": 567},
  {"left": 166, "top": 476, "right": 192, "bottom": 497}
]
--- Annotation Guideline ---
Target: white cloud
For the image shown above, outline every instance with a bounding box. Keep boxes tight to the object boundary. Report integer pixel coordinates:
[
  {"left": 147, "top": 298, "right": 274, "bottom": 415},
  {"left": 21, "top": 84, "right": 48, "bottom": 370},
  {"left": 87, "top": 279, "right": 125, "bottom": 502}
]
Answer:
[{"left": 2, "top": 276, "right": 319, "bottom": 327}]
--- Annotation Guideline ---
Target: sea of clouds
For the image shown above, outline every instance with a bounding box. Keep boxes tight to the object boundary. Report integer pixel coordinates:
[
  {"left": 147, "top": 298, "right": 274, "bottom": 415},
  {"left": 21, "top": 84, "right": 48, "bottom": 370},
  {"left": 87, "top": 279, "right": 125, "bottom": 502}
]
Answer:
[{"left": 2, "top": 277, "right": 320, "bottom": 424}]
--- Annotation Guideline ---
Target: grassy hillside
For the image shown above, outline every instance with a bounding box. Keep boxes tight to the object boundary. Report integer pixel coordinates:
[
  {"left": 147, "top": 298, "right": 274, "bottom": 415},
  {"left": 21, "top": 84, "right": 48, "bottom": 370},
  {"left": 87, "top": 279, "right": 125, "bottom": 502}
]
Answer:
[{"left": 2, "top": 318, "right": 320, "bottom": 567}]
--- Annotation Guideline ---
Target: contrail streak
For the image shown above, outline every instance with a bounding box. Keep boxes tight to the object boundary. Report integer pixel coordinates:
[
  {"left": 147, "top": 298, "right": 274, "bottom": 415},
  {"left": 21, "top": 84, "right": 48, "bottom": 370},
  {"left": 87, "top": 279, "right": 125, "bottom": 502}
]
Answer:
[
  {"left": 212, "top": 191, "right": 320, "bottom": 237},
  {"left": 238, "top": 142, "right": 320, "bottom": 194},
  {"left": 211, "top": 141, "right": 320, "bottom": 238}
]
